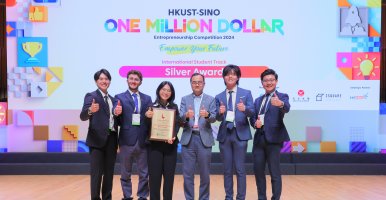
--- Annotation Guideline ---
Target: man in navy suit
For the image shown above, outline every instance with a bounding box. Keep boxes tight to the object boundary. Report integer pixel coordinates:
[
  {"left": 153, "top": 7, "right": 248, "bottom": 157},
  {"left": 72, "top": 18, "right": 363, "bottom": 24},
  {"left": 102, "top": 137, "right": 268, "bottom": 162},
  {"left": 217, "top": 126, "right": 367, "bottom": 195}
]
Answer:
[
  {"left": 80, "top": 69, "right": 118, "bottom": 200},
  {"left": 180, "top": 73, "right": 217, "bottom": 200},
  {"left": 215, "top": 64, "right": 254, "bottom": 200},
  {"left": 113, "top": 70, "right": 152, "bottom": 200},
  {"left": 250, "top": 69, "right": 290, "bottom": 200}
]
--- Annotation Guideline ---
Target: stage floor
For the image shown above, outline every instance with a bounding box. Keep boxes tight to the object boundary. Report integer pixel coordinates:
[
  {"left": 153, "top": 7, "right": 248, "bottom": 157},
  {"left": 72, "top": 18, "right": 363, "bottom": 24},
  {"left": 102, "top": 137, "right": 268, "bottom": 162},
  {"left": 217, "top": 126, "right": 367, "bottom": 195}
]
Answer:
[{"left": 0, "top": 175, "right": 385, "bottom": 199}]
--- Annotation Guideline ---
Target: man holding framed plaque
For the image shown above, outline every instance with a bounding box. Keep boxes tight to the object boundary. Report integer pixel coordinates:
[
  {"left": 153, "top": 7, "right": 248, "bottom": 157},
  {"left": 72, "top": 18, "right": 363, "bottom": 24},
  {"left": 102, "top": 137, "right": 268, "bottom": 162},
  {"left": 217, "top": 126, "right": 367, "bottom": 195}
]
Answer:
[
  {"left": 145, "top": 81, "right": 182, "bottom": 200},
  {"left": 179, "top": 73, "right": 217, "bottom": 200},
  {"left": 113, "top": 70, "right": 152, "bottom": 200}
]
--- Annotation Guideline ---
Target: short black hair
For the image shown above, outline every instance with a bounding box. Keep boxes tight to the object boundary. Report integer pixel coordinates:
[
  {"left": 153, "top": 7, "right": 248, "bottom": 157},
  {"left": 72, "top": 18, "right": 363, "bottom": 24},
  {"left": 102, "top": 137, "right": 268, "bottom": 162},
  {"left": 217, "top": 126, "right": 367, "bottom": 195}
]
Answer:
[
  {"left": 127, "top": 70, "right": 143, "bottom": 82},
  {"left": 190, "top": 73, "right": 205, "bottom": 83},
  {"left": 94, "top": 69, "right": 111, "bottom": 81},
  {"left": 260, "top": 68, "right": 278, "bottom": 81},
  {"left": 222, "top": 64, "right": 241, "bottom": 85}
]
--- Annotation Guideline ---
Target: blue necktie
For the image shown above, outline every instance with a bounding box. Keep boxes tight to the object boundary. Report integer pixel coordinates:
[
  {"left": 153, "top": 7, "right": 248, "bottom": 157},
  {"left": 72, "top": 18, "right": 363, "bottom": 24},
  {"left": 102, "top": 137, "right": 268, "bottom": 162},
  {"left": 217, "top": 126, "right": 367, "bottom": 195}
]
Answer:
[
  {"left": 132, "top": 93, "right": 139, "bottom": 114},
  {"left": 104, "top": 95, "right": 110, "bottom": 117},
  {"left": 227, "top": 91, "right": 234, "bottom": 129}
]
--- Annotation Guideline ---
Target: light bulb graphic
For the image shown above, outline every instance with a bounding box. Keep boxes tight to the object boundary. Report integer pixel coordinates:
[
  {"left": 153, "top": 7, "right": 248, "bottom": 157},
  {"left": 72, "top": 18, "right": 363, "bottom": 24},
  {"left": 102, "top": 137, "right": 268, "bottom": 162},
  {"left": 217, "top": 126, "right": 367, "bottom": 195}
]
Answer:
[{"left": 359, "top": 59, "right": 374, "bottom": 80}]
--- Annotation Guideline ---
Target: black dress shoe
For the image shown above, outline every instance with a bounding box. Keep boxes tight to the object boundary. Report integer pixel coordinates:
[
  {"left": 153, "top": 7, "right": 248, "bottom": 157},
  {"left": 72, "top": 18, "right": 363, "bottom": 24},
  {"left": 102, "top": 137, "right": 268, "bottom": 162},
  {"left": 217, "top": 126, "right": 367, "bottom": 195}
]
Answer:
[
  {"left": 122, "top": 198, "right": 133, "bottom": 200},
  {"left": 138, "top": 198, "right": 147, "bottom": 200}
]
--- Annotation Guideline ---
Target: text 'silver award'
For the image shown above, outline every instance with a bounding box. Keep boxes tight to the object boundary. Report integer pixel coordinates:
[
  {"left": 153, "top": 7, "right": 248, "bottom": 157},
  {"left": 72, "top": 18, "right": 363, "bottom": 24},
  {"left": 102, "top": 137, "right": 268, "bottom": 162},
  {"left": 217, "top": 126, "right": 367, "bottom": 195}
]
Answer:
[{"left": 149, "top": 108, "right": 175, "bottom": 141}]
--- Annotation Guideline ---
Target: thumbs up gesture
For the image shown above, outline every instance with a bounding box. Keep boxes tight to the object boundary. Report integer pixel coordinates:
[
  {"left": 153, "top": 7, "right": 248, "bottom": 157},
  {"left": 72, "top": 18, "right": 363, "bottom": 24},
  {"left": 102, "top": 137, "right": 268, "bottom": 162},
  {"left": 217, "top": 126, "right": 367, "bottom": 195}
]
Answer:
[
  {"left": 145, "top": 106, "right": 153, "bottom": 118},
  {"left": 255, "top": 115, "right": 263, "bottom": 128},
  {"left": 186, "top": 105, "right": 194, "bottom": 119},
  {"left": 90, "top": 98, "right": 100, "bottom": 113},
  {"left": 270, "top": 92, "right": 283, "bottom": 107},
  {"left": 199, "top": 105, "right": 208, "bottom": 118},
  {"left": 237, "top": 98, "right": 246, "bottom": 112},
  {"left": 114, "top": 100, "right": 122, "bottom": 116},
  {"left": 219, "top": 101, "right": 226, "bottom": 114}
]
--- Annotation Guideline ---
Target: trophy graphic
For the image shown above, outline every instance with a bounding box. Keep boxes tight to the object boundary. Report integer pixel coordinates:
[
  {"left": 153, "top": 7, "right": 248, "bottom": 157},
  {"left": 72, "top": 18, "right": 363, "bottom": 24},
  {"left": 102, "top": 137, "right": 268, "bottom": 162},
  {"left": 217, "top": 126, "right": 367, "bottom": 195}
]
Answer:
[{"left": 22, "top": 42, "right": 43, "bottom": 63}]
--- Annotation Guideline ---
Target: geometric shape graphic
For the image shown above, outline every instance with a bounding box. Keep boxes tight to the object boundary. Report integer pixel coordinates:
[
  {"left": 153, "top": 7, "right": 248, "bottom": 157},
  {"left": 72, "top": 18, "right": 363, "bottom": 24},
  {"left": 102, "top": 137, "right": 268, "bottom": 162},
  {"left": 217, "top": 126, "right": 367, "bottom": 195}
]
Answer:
[
  {"left": 63, "top": 125, "right": 78, "bottom": 141},
  {"left": 339, "top": 6, "right": 368, "bottom": 37},
  {"left": 6, "top": 0, "right": 17, "bottom": 7},
  {"left": 350, "top": 141, "right": 366, "bottom": 153},
  {"left": 0, "top": 102, "right": 7, "bottom": 126},
  {"left": 0, "top": 148, "right": 8, "bottom": 153},
  {"left": 351, "top": 37, "right": 380, "bottom": 52},
  {"left": 78, "top": 141, "right": 89, "bottom": 152},
  {"left": 352, "top": 52, "right": 380, "bottom": 80},
  {"left": 45, "top": 71, "right": 53, "bottom": 82},
  {"left": 29, "top": 6, "right": 48, "bottom": 22},
  {"left": 17, "top": 37, "right": 48, "bottom": 67},
  {"left": 320, "top": 141, "right": 337, "bottom": 152},
  {"left": 380, "top": 149, "right": 386, "bottom": 154},
  {"left": 7, "top": 110, "right": 13, "bottom": 125},
  {"left": 350, "top": 127, "right": 365, "bottom": 141},
  {"left": 47, "top": 82, "right": 62, "bottom": 96},
  {"left": 306, "top": 126, "right": 322, "bottom": 142},
  {"left": 337, "top": 0, "right": 351, "bottom": 7},
  {"left": 6, "top": 21, "right": 17, "bottom": 37},
  {"left": 368, "top": 25, "right": 380, "bottom": 37},
  {"left": 33, "top": 125, "right": 49, "bottom": 140},
  {"left": 16, "top": 110, "right": 34, "bottom": 126},
  {"left": 48, "top": 67, "right": 64, "bottom": 81},
  {"left": 367, "top": 0, "right": 381, "bottom": 8},
  {"left": 62, "top": 141, "right": 78, "bottom": 152},
  {"left": 33, "top": 0, "right": 59, "bottom": 3},
  {"left": 47, "top": 140, "right": 63, "bottom": 152},
  {"left": 380, "top": 103, "right": 386, "bottom": 115},
  {"left": 337, "top": 52, "right": 353, "bottom": 68},
  {"left": 291, "top": 141, "right": 307, "bottom": 153},
  {"left": 33, "top": 67, "right": 42, "bottom": 75},
  {"left": 280, "top": 141, "right": 292, "bottom": 153},
  {"left": 30, "top": 82, "right": 48, "bottom": 97},
  {"left": 338, "top": 68, "right": 353, "bottom": 80}
]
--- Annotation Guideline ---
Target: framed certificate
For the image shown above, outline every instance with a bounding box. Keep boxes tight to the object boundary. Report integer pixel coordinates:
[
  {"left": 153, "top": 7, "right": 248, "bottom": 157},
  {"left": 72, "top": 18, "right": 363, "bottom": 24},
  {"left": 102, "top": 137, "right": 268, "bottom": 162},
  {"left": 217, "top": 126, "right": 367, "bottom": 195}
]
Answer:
[{"left": 149, "top": 108, "right": 176, "bottom": 141}]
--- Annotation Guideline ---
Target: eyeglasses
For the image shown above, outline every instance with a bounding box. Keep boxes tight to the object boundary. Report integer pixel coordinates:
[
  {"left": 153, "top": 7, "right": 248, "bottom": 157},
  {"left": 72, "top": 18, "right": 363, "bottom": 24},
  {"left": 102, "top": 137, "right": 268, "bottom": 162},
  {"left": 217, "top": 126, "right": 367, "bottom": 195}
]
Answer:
[
  {"left": 262, "top": 79, "right": 276, "bottom": 83},
  {"left": 191, "top": 81, "right": 204, "bottom": 85},
  {"left": 161, "top": 88, "right": 172, "bottom": 93}
]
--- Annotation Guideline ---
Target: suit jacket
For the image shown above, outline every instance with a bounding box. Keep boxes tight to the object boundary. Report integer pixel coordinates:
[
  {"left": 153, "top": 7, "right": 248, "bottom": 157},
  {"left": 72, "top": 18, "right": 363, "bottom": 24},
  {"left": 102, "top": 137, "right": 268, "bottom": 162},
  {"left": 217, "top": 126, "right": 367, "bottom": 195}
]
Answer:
[
  {"left": 179, "top": 93, "right": 217, "bottom": 148},
  {"left": 113, "top": 90, "right": 152, "bottom": 147},
  {"left": 250, "top": 90, "right": 290, "bottom": 144},
  {"left": 215, "top": 87, "right": 254, "bottom": 142},
  {"left": 80, "top": 89, "right": 118, "bottom": 148}
]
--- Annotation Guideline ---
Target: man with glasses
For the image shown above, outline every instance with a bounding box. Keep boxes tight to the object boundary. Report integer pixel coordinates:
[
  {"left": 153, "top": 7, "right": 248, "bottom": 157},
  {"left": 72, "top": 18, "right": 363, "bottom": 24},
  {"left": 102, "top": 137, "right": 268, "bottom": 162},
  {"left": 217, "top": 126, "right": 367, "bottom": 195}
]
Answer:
[
  {"left": 215, "top": 64, "right": 254, "bottom": 200},
  {"left": 113, "top": 70, "right": 152, "bottom": 200},
  {"left": 249, "top": 68, "right": 290, "bottom": 200},
  {"left": 179, "top": 73, "right": 217, "bottom": 200}
]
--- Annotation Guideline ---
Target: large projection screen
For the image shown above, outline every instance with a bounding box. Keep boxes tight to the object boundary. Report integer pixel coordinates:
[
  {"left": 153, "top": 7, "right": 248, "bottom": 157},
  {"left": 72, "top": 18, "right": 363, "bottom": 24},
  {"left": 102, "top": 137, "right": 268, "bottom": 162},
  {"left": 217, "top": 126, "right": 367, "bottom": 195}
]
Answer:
[{"left": 3, "top": 0, "right": 382, "bottom": 153}]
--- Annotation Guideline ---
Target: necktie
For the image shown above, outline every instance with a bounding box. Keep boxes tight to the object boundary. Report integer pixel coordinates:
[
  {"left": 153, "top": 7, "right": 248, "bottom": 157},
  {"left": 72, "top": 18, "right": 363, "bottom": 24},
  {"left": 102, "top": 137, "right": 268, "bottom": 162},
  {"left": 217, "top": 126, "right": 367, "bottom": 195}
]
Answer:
[
  {"left": 132, "top": 93, "right": 139, "bottom": 114},
  {"left": 227, "top": 91, "right": 234, "bottom": 129},
  {"left": 104, "top": 96, "right": 110, "bottom": 114},
  {"left": 228, "top": 91, "right": 233, "bottom": 111},
  {"left": 259, "top": 94, "right": 269, "bottom": 115}
]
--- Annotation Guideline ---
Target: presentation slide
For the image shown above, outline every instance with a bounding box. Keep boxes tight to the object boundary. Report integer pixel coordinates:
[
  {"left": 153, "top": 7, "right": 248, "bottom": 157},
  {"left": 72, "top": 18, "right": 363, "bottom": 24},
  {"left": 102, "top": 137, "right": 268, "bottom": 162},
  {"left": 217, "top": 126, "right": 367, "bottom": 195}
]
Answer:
[{"left": 2, "top": 0, "right": 382, "bottom": 153}]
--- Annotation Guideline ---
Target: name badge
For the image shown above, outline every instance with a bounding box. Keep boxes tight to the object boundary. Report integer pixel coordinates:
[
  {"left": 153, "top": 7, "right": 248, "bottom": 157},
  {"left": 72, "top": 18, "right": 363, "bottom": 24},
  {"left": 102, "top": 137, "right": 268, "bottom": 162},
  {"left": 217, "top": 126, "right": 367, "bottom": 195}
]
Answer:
[
  {"left": 132, "top": 114, "right": 140, "bottom": 125},
  {"left": 226, "top": 111, "right": 235, "bottom": 122},
  {"left": 258, "top": 114, "right": 265, "bottom": 126}
]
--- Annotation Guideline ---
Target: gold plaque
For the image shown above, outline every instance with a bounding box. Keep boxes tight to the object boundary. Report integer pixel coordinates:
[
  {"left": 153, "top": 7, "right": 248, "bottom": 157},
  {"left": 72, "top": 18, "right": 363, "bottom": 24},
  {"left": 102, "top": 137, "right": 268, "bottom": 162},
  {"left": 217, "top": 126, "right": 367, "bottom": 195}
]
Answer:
[{"left": 149, "top": 108, "right": 176, "bottom": 141}]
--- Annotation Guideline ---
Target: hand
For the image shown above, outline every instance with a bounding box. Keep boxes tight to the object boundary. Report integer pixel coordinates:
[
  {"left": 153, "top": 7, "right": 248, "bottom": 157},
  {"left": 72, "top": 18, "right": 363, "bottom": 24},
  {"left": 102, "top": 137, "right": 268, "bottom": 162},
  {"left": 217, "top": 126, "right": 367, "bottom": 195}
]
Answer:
[
  {"left": 199, "top": 105, "right": 208, "bottom": 117},
  {"left": 114, "top": 100, "right": 122, "bottom": 116},
  {"left": 186, "top": 105, "right": 194, "bottom": 119},
  {"left": 255, "top": 116, "right": 263, "bottom": 128},
  {"left": 166, "top": 137, "right": 176, "bottom": 144},
  {"left": 90, "top": 99, "right": 99, "bottom": 113},
  {"left": 270, "top": 92, "right": 283, "bottom": 107},
  {"left": 219, "top": 101, "right": 226, "bottom": 114},
  {"left": 145, "top": 107, "right": 153, "bottom": 118},
  {"left": 237, "top": 98, "right": 246, "bottom": 112}
]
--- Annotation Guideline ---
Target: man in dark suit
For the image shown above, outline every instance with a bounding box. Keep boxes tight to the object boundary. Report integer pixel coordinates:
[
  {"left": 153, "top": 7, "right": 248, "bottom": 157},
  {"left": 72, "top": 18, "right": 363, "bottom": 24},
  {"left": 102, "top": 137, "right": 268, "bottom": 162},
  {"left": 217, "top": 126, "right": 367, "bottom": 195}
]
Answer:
[
  {"left": 250, "top": 68, "right": 290, "bottom": 200},
  {"left": 113, "top": 70, "right": 152, "bottom": 200},
  {"left": 215, "top": 64, "right": 254, "bottom": 200},
  {"left": 179, "top": 73, "right": 217, "bottom": 200},
  {"left": 80, "top": 69, "right": 118, "bottom": 200}
]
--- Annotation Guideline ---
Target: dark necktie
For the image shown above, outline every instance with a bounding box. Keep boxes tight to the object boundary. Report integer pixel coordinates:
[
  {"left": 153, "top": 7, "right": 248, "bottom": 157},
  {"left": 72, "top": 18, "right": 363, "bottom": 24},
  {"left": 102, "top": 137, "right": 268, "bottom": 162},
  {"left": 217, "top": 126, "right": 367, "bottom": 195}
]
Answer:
[
  {"left": 227, "top": 91, "right": 234, "bottom": 129},
  {"left": 259, "top": 94, "right": 269, "bottom": 115},
  {"left": 104, "top": 95, "right": 110, "bottom": 116},
  {"left": 132, "top": 93, "right": 139, "bottom": 114}
]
